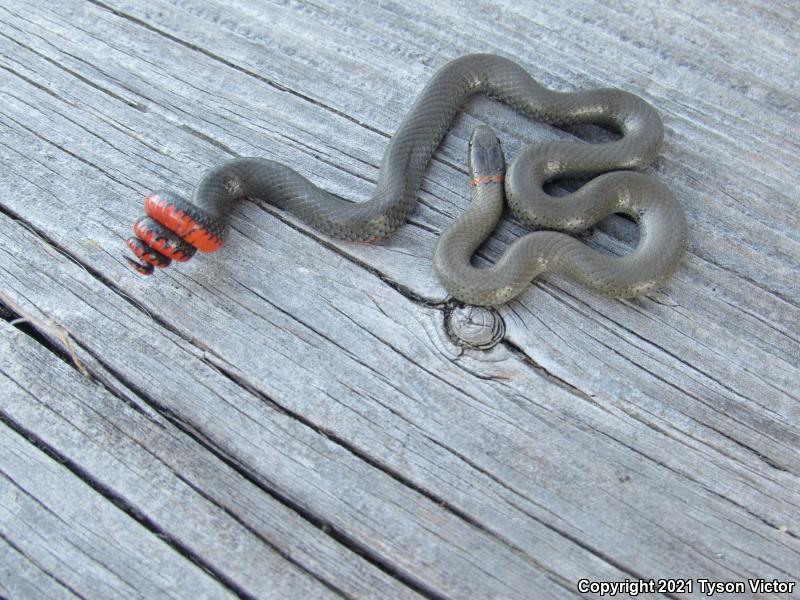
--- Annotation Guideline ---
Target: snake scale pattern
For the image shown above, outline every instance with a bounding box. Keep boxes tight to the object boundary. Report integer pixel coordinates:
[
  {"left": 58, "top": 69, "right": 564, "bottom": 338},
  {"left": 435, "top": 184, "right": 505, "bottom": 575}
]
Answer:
[{"left": 126, "top": 54, "right": 687, "bottom": 306}]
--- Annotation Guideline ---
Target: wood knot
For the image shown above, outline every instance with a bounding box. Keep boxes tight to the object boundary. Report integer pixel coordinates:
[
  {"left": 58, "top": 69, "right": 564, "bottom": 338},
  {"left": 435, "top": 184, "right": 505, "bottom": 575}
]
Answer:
[{"left": 445, "top": 305, "right": 505, "bottom": 350}]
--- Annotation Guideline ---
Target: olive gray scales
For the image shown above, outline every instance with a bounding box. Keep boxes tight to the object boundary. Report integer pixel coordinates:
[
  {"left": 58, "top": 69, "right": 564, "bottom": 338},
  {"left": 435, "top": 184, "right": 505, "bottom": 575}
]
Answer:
[{"left": 127, "top": 54, "right": 687, "bottom": 305}]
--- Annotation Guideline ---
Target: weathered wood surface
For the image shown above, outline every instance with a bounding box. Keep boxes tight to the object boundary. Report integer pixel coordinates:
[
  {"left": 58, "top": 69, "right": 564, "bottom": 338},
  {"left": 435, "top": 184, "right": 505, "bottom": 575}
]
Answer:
[{"left": 0, "top": 0, "right": 797, "bottom": 598}]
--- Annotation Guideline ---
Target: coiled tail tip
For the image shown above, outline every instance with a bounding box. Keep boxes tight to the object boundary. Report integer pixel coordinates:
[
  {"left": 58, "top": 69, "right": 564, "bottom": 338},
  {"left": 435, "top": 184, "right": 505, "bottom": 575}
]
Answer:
[
  {"left": 124, "top": 254, "right": 155, "bottom": 275},
  {"left": 125, "top": 190, "right": 227, "bottom": 275}
]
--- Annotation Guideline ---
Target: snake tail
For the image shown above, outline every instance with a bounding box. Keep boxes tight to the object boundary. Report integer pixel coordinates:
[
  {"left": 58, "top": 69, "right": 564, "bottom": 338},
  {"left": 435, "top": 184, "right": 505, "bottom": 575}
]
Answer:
[{"left": 125, "top": 191, "right": 225, "bottom": 275}]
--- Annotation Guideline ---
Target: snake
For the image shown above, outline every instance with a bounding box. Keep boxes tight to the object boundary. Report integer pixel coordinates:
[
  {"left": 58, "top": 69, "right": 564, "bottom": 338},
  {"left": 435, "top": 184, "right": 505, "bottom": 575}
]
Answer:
[{"left": 125, "top": 53, "right": 687, "bottom": 306}]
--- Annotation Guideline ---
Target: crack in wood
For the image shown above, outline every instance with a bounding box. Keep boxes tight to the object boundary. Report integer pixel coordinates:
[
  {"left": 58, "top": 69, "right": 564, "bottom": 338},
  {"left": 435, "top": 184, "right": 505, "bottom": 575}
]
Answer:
[
  {"left": 252, "top": 200, "right": 448, "bottom": 307},
  {"left": 0, "top": 217, "right": 456, "bottom": 596},
  {"left": 85, "top": 0, "right": 391, "bottom": 138},
  {"left": 0, "top": 207, "right": 450, "bottom": 597},
  {"left": 65, "top": 349, "right": 446, "bottom": 600},
  {"left": 0, "top": 412, "right": 258, "bottom": 600},
  {"left": 0, "top": 529, "right": 87, "bottom": 600}
]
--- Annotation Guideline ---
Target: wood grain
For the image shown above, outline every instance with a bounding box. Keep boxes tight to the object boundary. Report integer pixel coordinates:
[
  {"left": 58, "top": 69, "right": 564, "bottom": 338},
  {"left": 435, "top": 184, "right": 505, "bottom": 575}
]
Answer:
[{"left": 0, "top": 0, "right": 797, "bottom": 597}]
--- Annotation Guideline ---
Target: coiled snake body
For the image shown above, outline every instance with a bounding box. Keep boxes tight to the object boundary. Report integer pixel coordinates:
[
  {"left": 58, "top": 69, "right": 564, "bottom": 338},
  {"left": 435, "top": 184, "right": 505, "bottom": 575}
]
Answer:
[{"left": 126, "top": 54, "right": 687, "bottom": 306}]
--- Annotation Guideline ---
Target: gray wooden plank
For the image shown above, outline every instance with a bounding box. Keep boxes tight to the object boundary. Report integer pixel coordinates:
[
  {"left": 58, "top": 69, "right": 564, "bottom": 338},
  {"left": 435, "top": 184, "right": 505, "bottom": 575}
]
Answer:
[
  {"left": 0, "top": 216, "right": 579, "bottom": 598},
  {"left": 0, "top": 535, "right": 80, "bottom": 600},
  {"left": 0, "top": 319, "right": 418, "bottom": 599},
  {"left": 0, "top": 417, "right": 236, "bottom": 599},
  {"left": 0, "top": 0, "right": 798, "bottom": 597},
  {"left": 1, "top": 202, "right": 798, "bottom": 594}
]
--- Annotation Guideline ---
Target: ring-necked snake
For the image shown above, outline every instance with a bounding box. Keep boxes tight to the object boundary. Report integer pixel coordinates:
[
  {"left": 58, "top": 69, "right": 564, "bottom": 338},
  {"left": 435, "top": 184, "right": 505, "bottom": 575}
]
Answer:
[{"left": 126, "top": 54, "right": 687, "bottom": 306}]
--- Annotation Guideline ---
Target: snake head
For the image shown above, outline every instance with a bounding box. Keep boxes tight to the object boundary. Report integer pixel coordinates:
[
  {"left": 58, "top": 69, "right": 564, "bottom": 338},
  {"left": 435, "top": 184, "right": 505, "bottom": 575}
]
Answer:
[{"left": 468, "top": 125, "right": 505, "bottom": 182}]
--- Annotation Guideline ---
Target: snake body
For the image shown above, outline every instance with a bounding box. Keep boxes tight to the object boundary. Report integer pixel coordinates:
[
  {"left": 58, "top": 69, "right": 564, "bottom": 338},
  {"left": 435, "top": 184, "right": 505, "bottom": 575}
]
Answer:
[{"left": 126, "top": 54, "right": 687, "bottom": 306}]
